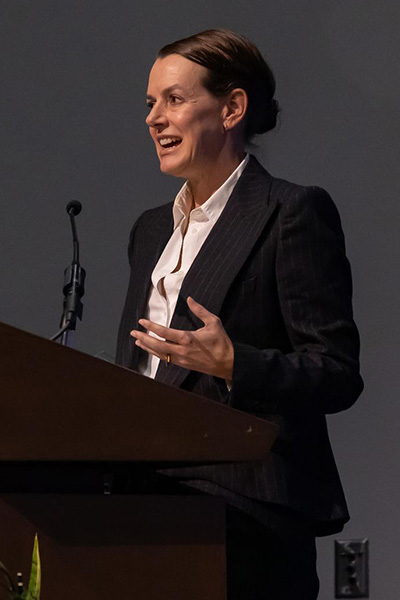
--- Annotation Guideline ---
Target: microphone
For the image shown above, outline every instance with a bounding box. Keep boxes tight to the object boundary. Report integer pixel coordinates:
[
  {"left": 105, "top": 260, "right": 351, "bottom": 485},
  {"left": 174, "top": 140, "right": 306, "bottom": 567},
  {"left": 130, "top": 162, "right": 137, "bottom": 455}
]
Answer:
[
  {"left": 50, "top": 201, "right": 86, "bottom": 344},
  {"left": 66, "top": 200, "right": 82, "bottom": 215}
]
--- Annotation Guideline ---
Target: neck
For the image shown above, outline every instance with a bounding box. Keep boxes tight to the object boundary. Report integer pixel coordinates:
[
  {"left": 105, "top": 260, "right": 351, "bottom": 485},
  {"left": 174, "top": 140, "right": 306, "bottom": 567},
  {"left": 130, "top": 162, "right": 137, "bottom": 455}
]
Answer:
[{"left": 189, "top": 149, "right": 246, "bottom": 208}]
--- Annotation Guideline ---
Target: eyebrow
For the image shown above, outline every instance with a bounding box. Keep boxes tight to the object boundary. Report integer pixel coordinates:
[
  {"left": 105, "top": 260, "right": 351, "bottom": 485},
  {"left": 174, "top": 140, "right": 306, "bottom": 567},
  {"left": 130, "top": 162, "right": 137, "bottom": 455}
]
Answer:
[{"left": 146, "top": 84, "right": 186, "bottom": 100}]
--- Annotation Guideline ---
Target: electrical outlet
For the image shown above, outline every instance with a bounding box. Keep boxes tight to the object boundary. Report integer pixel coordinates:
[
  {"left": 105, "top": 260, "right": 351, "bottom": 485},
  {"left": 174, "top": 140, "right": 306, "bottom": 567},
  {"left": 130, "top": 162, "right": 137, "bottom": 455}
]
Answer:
[{"left": 335, "top": 539, "right": 369, "bottom": 598}]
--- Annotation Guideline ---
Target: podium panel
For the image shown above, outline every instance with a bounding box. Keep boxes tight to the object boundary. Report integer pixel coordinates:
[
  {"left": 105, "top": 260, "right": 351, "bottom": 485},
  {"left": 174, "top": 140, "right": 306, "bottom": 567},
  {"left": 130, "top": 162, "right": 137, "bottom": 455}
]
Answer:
[{"left": 0, "top": 494, "right": 226, "bottom": 600}]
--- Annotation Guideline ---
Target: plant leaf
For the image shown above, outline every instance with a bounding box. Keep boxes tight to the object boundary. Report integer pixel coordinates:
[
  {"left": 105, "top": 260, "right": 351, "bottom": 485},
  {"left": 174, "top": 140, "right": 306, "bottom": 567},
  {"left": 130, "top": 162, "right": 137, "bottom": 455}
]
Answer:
[
  {"left": 26, "top": 534, "right": 41, "bottom": 600},
  {"left": 0, "top": 560, "right": 16, "bottom": 592}
]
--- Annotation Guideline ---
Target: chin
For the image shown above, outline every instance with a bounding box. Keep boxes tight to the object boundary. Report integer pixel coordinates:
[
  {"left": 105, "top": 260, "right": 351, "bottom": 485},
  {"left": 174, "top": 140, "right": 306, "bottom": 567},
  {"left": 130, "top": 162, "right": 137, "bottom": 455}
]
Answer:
[{"left": 158, "top": 156, "right": 188, "bottom": 179}]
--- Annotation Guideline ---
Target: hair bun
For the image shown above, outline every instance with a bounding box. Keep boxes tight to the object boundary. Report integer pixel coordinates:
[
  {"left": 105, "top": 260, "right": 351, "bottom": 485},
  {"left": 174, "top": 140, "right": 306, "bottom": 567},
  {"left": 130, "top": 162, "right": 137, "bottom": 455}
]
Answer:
[
  {"left": 255, "top": 98, "right": 280, "bottom": 135},
  {"left": 249, "top": 95, "right": 280, "bottom": 137}
]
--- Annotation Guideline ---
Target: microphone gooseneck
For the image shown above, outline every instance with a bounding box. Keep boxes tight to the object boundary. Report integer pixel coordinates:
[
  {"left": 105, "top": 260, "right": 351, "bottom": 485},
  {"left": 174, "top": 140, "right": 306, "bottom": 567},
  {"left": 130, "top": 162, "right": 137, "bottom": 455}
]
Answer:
[
  {"left": 67, "top": 200, "right": 82, "bottom": 264},
  {"left": 50, "top": 201, "right": 86, "bottom": 344}
]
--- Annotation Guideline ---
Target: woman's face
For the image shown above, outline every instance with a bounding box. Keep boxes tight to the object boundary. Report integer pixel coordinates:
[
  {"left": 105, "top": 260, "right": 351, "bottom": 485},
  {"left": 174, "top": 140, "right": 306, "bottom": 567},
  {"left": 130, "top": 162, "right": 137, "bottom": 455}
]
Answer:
[{"left": 146, "top": 54, "right": 227, "bottom": 182}]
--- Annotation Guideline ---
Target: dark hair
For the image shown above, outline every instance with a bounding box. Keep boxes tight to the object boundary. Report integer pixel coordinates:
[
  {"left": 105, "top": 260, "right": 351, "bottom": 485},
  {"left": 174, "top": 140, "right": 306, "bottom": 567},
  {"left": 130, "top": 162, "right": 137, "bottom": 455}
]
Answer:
[{"left": 158, "top": 29, "right": 280, "bottom": 142}]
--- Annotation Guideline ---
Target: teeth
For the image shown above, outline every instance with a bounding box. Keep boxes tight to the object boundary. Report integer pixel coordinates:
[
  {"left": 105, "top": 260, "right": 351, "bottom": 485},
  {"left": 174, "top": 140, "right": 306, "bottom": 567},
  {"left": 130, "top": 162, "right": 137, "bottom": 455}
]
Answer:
[{"left": 159, "top": 137, "right": 181, "bottom": 146}]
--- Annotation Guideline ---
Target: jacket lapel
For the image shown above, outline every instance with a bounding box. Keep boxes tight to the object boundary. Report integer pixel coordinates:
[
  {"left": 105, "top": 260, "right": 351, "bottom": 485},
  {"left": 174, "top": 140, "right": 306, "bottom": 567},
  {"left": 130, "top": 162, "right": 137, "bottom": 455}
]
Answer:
[
  {"left": 155, "top": 156, "right": 278, "bottom": 387},
  {"left": 128, "top": 204, "right": 173, "bottom": 370}
]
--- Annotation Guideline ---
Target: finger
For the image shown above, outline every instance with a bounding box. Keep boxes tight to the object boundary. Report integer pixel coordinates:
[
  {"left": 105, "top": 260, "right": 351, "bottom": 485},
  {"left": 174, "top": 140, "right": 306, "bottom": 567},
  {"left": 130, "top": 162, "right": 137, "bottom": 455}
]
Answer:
[
  {"left": 132, "top": 330, "right": 179, "bottom": 358},
  {"left": 187, "top": 296, "right": 217, "bottom": 325},
  {"left": 136, "top": 339, "right": 184, "bottom": 368},
  {"left": 134, "top": 339, "right": 163, "bottom": 359},
  {"left": 136, "top": 319, "right": 183, "bottom": 343}
]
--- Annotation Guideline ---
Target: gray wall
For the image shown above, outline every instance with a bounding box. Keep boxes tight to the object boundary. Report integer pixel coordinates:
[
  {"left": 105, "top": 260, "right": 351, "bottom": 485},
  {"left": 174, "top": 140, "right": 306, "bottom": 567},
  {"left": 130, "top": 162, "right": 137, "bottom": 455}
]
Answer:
[{"left": 1, "top": 2, "right": 399, "bottom": 597}]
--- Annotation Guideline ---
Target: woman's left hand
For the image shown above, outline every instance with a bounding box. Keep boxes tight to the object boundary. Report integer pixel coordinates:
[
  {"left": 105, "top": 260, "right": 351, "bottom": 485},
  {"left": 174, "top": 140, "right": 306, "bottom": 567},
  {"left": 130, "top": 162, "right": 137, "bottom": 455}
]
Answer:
[{"left": 130, "top": 296, "right": 234, "bottom": 380}]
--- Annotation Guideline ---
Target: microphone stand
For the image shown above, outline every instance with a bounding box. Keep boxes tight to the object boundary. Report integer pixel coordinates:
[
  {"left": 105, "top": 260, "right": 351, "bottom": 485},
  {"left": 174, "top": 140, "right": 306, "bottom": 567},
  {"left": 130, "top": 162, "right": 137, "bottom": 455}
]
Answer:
[{"left": 51, "top": 201, "right": 86, "bottom": 345}]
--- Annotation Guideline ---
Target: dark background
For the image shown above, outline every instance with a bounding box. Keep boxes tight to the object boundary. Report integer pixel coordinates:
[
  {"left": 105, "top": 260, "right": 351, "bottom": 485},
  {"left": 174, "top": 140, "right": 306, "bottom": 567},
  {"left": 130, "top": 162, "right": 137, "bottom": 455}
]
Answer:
[{"left": 1, "top": 1, "right": 399, "bottom": 597}]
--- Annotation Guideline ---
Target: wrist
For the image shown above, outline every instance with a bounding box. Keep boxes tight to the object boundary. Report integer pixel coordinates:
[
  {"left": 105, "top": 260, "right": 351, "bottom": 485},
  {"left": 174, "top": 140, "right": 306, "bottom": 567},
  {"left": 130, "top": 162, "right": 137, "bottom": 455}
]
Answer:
[{"left": 221, "top": 339, "right": 234, "bottom": 380}]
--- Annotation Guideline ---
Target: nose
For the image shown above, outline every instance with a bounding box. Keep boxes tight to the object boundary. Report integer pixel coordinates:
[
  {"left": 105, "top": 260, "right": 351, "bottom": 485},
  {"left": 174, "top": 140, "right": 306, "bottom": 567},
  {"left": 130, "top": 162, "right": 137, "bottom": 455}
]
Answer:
[{"left": 146, "top": 102, "right": 167, "bottom": 128}]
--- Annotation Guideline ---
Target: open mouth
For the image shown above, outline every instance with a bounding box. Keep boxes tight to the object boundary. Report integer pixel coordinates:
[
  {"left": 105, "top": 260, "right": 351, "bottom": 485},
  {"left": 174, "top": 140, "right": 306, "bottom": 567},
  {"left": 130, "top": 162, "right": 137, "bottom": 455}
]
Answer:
[{"left": 158, "top": 137, "right": 182, "bottom": 150}]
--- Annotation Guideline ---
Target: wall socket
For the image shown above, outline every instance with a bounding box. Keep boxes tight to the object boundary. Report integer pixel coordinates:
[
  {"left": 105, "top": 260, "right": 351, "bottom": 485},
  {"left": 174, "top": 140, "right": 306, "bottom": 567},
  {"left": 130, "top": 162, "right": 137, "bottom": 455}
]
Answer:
[{"left": 335, "top": 539, "right": 369, "bottom": 598}]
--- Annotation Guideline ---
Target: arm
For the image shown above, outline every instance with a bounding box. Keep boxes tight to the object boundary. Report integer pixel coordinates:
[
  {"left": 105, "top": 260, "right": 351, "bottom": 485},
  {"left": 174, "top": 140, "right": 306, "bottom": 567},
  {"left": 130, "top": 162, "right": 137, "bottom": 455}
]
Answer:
[
  {"left": 230, "top": 186, "right": 363, "bottom": 416},
  {"left": 115, "top": 216, "right": 142, "bottom": 368}
]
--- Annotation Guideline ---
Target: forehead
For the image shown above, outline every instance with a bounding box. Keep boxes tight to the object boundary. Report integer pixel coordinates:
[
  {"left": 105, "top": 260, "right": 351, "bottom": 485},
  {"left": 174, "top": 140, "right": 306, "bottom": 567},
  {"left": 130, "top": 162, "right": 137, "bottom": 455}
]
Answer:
[{"left": 147, "top": 54, "right": 208, "bottom": 94}]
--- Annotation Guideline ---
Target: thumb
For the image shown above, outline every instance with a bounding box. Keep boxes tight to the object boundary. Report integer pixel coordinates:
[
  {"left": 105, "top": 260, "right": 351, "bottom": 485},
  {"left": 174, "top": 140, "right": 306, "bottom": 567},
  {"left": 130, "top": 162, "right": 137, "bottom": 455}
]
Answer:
[{"left": 187, "top": 296, "right": 215, "bottom": 324}]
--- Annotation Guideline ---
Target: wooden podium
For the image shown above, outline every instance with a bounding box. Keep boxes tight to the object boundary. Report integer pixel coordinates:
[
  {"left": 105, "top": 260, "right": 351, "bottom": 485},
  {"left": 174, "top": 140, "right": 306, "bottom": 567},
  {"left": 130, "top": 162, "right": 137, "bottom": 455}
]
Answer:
[{"left": 0, "top": 322, "right": 278, "bottom": 600}]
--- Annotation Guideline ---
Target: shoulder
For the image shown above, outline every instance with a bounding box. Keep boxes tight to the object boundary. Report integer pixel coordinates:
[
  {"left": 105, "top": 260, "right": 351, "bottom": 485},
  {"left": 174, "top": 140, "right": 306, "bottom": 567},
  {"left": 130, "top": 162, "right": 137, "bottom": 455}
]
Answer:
[
  {"left": 126, "top": 201, "right": 173, "bottom": 261},
  {"left": 128, "top": 201, "right": 173, "bottom": 239},
  {"left": 247, "top": 155, "right": 342, "bottom": 229},
  {"left": 133, "top": 201, "right": 173, "bottom": 229}
]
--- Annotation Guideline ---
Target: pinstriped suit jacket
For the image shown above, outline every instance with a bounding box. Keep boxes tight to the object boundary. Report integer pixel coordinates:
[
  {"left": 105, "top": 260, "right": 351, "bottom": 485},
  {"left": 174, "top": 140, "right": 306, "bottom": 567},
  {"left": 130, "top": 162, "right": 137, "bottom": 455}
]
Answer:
[{"left": 116, "top": 155, "right": 363, "bottom": 535}]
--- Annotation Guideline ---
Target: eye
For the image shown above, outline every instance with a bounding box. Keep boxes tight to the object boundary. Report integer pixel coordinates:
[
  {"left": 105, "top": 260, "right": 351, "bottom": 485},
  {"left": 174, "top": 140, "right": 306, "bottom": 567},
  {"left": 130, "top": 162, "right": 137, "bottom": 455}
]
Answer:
[
  {"left": 169, "top": 95, "right": 182, "bottom": 105},
  {"left": 146, "top": 100, "right": 155, "bottom": 110}
]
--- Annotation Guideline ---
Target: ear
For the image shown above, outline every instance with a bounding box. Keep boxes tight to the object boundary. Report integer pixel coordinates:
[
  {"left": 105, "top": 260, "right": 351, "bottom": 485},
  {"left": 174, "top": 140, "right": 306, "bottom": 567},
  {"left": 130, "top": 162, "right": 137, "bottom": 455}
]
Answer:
[{"left": 222, "top": 88, "right": 248, "bottom": 131}]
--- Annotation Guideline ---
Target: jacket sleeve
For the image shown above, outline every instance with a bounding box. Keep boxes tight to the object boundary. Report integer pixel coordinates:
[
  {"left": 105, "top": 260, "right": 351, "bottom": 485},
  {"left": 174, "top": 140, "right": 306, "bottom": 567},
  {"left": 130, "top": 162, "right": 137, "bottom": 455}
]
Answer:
[
  {"left": 229, "top": 186, "right": 363, "bottom": 416},
  {"left": 115, "top": 216, "right": 142, "bottom": 367}
]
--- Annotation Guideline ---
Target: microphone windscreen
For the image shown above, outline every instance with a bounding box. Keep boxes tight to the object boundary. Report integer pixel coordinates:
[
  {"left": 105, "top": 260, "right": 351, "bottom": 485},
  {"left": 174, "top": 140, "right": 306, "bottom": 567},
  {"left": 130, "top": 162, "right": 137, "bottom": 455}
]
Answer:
[{"left": 66, "top": 200, "right": 82, "bottom": 216}]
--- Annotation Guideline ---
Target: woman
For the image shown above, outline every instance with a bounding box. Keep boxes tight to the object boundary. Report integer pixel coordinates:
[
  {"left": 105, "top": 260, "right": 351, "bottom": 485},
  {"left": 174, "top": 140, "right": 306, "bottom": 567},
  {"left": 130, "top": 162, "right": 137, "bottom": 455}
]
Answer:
[{"left": 117, "top": 29, "right": 363, "bottom": 599}]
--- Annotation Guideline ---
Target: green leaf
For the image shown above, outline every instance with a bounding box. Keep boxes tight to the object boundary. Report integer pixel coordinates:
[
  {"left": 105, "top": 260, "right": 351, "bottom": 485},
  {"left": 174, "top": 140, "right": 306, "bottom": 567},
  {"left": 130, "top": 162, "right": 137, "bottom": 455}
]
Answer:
[
  {"left": 26, "top": 534, "right": 41, "bottom": 600},
  {"left": 0, "top": 560, "right": 16, "bottom": 593}
]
